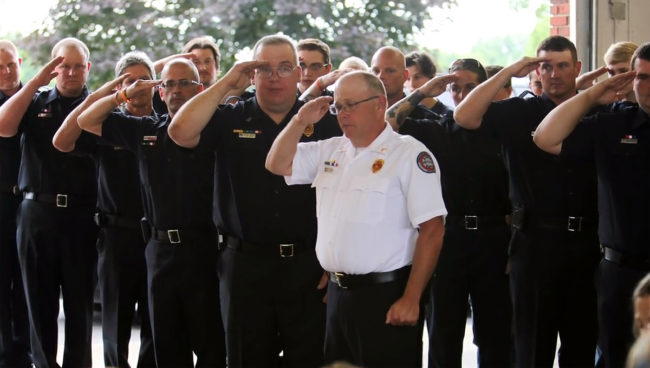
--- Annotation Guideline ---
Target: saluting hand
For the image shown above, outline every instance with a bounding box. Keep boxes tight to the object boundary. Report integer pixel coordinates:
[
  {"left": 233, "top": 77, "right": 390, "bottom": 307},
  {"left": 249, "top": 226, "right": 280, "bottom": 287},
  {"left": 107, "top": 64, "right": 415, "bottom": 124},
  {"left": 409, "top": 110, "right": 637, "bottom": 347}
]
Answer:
[
  {"left": 294, "top": 96, "right": 332, "bottom": 128},
  {"left": 575, "top": 66, "right": 609, "bottom": 91},
  {"left": 385, "top": 295, "right": 419, "bottom": 326},
  {"left": 92, "top": 73, "right": 131, "bottom": 98},
  {"left": 318, "top": 68, "right": 354, "bottom": 89},
  {"left": 221, "top": 60, "right": 268, "bottom": 91},
  {"left": 585, "top": 70, "right": 636, "bottom": 106},
  {"left": 31, "top": 56, "right": 64, "bottom": 88},
  {"left": 419, "top": 74, "right": 458, "bottom": 98},
  {"left": 508, "top": 56, "right": 550, "bottom": 78},
  {"left": 123, "top": 79, "right": 161, "bottom": 99}
]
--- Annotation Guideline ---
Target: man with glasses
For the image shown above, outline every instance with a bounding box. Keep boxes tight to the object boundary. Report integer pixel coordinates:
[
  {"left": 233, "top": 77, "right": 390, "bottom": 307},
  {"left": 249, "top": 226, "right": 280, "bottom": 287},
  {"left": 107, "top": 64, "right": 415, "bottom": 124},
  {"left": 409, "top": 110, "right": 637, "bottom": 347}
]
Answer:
[
  {"left": 265, "top": 71, "right": 446, "bottom": 367},
  {"left": 169, "top": 34, "right": 341, "bottom": 367},
  {"left": 454, "top": 35, "right": 600, "bottom": 368},
  {"left": 0, "top": 39, "right": 30, "bottom": 368},
  {"left": 77, "top": 58, "right": 226, "bottom": 367},
  {"left": 297, "top": 38, "right": 332, "bottom": 96}
]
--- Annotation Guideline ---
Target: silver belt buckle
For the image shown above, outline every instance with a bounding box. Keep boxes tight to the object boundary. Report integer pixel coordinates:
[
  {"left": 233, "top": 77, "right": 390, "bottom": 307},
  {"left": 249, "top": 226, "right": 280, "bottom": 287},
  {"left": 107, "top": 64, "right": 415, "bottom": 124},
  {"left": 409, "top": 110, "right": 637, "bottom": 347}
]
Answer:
[
  {"left": 333, "top": 272, "right": 347, "bottom": 289},
  {"left": 567, "top": 216, "right": 582, "bottom": 232},
  {"left": 56, "top": 194, "right": 68, "bottom": 208},
  {"left": 464, "top": 215, "right": 478, "bottom": 230},
  {"left": 279, "top": 243, "right": 294, "bottom": 257},
  {"left": 167, "top": 229, "right": 181, "bottom": 244}
]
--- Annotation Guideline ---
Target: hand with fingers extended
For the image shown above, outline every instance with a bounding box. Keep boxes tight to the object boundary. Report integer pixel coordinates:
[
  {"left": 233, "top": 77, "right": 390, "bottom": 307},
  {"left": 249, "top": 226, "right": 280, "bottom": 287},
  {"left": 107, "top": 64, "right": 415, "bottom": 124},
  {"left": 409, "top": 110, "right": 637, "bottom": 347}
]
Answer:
[
  {"left": 576, "top": 66, "right": 608, "bottom": 91},
  {"left": 585, "top": 70, "right": 636, "bottom": 106},
  {"left": 121, "top": 79, "right": 161, "bottom": 102},
  {"left": 318, "top": 68, "right": 354, "bottom": 89},
  {"left": 92, "top": 73, "right": 131, "bottom": 99},
  {"left": 419, "top": 74, "right": 458, "bottom": 98},
  {"left": 294, "top": 96, "right": 332, "bottom": 128},
  {"left": 154, "top": 52, "right": 195, "bottom": 73},
  {"left": 508, "top": 56, "right": 549, "bottom": 78},
  {"left": 221, "top": 60, "right": 268, "bottom": 91},
  {"left": 31, "top": 56, "right": 64, "bottom": 88}
]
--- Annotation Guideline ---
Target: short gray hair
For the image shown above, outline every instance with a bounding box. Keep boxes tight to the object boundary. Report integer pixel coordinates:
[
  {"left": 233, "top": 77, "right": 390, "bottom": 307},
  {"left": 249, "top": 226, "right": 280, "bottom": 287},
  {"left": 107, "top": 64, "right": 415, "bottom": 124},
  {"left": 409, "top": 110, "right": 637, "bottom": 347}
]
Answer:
[{"left": 114, "top": 51, "right": 155, "bottom": 79}]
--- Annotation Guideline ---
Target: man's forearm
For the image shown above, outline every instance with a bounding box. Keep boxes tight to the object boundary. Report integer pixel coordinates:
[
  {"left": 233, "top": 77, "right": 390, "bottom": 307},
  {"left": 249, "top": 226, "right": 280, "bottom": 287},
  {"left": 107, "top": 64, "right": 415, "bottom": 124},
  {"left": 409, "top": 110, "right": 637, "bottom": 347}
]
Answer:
[
  {"left": 78, "top": 94, "right": 119, "bottom": 136},
  {"left": 454, "top": 69, "right": 513, "bottom": 130},
  {"left": 402, "top": 216, "right": 444, "bottom": 302},
  {"left": 534, "top": 92, "right": 593, "bottom": 155},
  {"left": 385, "top": 90, "right": 425, "bottom": 131},
  {"left": 0, "top": 80, "right": 41, "bottom": 137},
  {"left": 265, "top": 116, "right": 305, "bottom": 176}
]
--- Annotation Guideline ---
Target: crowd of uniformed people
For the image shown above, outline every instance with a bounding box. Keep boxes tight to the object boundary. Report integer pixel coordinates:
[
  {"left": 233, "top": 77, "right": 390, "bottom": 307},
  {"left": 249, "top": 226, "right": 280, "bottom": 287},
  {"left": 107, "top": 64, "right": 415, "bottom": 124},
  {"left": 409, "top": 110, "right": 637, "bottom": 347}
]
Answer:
[{"left": 0, "top": 29, "right": 648, "bottom": 368}]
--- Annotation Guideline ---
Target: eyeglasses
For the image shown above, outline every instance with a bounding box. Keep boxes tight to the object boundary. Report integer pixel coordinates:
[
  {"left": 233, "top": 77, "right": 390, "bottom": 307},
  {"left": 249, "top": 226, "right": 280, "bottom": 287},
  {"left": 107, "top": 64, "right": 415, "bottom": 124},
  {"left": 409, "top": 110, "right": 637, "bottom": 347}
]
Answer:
[
  {"left": 160, "top": 79, "right": 201, "bottom": 89},
  {"left": 329, "top": 96, "right": 379, "bottom": 115},
  {"left": 299, "top": 62, "right": 329, "bottom": 73},
  {"left": 255, "top": 64, "right": 296, "bottom": 79}
]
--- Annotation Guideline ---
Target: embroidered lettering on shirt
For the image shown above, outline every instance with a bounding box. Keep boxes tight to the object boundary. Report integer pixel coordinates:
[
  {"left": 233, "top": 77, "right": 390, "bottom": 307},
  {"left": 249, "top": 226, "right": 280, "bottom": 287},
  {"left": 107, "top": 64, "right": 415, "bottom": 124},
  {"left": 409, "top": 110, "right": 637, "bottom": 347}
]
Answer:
[
  {"left": 233, "top": 129, "right": 261, "bottom": 139},
  {"left": 371, "top": 159, "right": 384, "bottom": 173},
  {"left": 620, "top": 134, "right": 638, "bottom": 144},
  {"left": 416, "top": 152, "right": 436, "bottom": 173},
  {"left": 37, "top": 108, "right": 52, "bottom": 118},
  {"left": 141, "top": 136, "right": 157, "bottom": 146}
]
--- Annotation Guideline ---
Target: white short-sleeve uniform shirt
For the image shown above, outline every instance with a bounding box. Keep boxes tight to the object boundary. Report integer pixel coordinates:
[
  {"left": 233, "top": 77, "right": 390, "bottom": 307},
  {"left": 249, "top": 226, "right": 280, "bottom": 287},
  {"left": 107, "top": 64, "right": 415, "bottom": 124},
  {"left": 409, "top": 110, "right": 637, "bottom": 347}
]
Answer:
[{"left": 286, "top": 123, "right": 447, "bottom": 274}]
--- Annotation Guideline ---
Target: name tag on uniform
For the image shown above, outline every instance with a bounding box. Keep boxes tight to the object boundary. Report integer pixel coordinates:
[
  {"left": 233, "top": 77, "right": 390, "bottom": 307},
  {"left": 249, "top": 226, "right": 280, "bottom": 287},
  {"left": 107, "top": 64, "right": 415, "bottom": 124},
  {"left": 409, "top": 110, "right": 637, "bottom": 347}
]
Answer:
[
  {"left": 233, "top": 129, "right": 261, "bottom": 139},
  {"left": 37, "top": 108, "right": 52, "bottom": 118},
  {"left": 141, "top": 136, "right": 157, "bottom": 146},
  {"left": 621, "top": 134, "right": 638, "bottom": 144},
  {"left": 323, "top": 160, "right": 338, "bottom": 173}
]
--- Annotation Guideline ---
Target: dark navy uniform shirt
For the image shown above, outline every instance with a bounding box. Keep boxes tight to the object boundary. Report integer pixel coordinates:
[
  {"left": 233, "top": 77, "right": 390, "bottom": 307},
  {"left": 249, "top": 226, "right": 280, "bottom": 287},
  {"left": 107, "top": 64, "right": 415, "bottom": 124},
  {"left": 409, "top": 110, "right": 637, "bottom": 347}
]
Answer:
[
  {"left": 562, "top": 106, "right": 650, "bottom": 256},
  {"left": 101, "top": 113, "right": 214, "bottom": 230},
  {"left": 0, "top": 87, "right": 21, "bottom": 189},
  {"left": 18, "top": 87, "right": 97, "bottom": 197},
  {"left": 197, "top": 97, "right": 342, "bottom": 245},
  {"left": 481, "top": 94, "right": 598, "bottom": 218}
]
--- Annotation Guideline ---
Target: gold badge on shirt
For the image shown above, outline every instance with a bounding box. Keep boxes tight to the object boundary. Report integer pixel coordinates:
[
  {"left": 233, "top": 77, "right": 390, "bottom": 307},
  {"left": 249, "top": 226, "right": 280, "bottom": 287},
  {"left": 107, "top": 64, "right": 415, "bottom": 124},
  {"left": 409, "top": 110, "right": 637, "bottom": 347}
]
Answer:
[
  {"left": 371, "top": 159, "right": 384, "bottom": 173},
  {"left": 303, "top": 124, "right": 314, "bottom": 137}
]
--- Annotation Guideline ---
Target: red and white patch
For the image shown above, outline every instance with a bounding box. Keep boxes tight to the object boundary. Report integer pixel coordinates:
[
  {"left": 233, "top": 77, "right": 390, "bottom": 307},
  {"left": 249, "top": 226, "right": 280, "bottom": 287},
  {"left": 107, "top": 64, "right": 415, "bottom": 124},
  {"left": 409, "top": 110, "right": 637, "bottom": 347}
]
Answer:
[{"left": 416, "top": 152, "right": 436, "bottom": 173}]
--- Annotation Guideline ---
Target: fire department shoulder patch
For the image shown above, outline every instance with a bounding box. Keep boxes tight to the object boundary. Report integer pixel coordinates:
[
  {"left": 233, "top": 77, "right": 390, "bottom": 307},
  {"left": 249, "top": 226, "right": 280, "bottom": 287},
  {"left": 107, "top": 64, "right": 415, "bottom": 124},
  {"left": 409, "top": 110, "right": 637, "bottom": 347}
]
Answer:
[{"left": 416, "top": 152, "right": 436, "bottom": 173}]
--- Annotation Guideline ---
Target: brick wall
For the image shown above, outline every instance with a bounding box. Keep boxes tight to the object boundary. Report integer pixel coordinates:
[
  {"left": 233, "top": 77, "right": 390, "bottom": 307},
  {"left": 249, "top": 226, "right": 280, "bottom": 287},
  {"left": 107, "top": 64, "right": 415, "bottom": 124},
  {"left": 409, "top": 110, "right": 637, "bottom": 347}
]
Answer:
[{"left": 550, "top": 0, "right": 570, "bottom": 37}]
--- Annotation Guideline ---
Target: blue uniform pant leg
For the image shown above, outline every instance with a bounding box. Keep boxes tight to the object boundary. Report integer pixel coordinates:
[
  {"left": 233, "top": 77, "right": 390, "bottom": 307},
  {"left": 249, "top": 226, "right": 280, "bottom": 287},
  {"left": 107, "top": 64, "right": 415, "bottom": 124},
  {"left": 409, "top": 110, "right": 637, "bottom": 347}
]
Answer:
[
  {"left": 428, "top": 228, "right": 471, "bottom": 368},
  {"left": 218, "top": 247, "right": 325, "bottom": 368},
  {"left": 325, "top": 277, "right": 424, "bottom": 368},
  {"left": 97, "top": 226, "right": 155, "bottom": 368},
  {"left": 596, "top": 259, "right": 646, "bottom": 368},
  {"left": 0, "top": 193, "right": 30, "bottom": 368},
  {"left": 469, "top": 225, "right": 512, "bottom": 368}
]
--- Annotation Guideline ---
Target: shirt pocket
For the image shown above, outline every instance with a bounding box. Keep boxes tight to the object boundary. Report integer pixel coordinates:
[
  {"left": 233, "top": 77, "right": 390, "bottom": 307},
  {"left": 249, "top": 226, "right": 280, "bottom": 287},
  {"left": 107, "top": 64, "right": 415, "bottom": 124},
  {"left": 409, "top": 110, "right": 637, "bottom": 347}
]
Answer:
[
  {"left": 346, "top": 176, "right": 390, "bottom": 224},
  {"left": 312, "top": 173, "right": 338, "bottom": 218}
]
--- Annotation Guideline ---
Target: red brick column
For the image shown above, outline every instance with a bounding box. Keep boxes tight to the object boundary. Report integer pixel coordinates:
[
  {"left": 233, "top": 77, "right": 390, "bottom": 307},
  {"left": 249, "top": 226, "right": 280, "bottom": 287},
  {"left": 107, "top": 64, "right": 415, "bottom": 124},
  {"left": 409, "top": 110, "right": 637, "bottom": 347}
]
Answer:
[{"left": 550, "top": 0, "right": 570, "bottom": 37}]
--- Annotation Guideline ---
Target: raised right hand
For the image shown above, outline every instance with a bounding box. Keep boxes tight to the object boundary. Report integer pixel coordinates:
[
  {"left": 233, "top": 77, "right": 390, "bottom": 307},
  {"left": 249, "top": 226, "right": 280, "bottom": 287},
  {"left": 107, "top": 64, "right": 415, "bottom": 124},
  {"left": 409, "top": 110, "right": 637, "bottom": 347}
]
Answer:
[
  {"left": 420, "top": 74, "right": 458, "bottom": 97},
  {"left": 32, "top": 56, "right": 64, "bottom": 87}
]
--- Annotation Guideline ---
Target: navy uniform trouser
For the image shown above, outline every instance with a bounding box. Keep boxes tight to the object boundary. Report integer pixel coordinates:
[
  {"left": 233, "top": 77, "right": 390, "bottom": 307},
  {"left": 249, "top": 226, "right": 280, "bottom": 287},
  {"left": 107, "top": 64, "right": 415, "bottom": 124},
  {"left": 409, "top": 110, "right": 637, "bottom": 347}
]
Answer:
[
  {"left": 217, "top": 246, "right": 326, "bottom": 368},
  {"left": 97, "top": 225, "right": 155, "bottom": 368},
  {"left": 0, "top": 192, "right": 30, "bottom": 368},
  {"left": 145, "top": 233, "right": 225, "bottom": 368},
  {"left": 509, "top": 227, "right": 600, "bottom": 368},
  {"left": 596, "top": 259, "right": 648, "bottom": 368},
  {"left": 324, "top": 276, "right": 424, "bottom": 368},
  {"left": 16, "top": 199, "right": 98, "bottom": 368},
  {"left": 428, "top": 224, "right": 512, "bottom": 368}
]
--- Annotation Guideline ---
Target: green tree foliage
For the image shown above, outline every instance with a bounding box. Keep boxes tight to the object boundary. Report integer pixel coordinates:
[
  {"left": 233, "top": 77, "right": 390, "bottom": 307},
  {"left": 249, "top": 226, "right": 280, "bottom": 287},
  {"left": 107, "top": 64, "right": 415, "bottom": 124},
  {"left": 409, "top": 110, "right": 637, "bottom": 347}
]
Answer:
[{"left": 21, "top": 0, "right": 454, "bottom": 89}]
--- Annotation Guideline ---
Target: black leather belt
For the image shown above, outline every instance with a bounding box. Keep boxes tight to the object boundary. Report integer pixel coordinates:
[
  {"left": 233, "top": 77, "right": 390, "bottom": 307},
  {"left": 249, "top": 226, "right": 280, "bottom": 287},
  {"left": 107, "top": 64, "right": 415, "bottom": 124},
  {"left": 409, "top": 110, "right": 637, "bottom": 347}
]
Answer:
[
  {"left": 23, "top": 192, "right": 95, "bottom": 208},
  {"left": 512, "top": 208, "right": 596, "bottom": 232},
  {"left": 150, "top": 226, "right": 217, "bottom": 244},
  {"left": 446, "top": 215, "right": 506, "bottom": 230},
  {"left": 602, "top": 245, "right": 650, "bottom": 270},
  {"left": 94, "top": 212, "right": 140, "bottom": 229},
  {"left": 329, "top": 265, "right": 411, "bottom": 289},
  {"left": 222, "top": 235, "right": 311, "bottom": 258}
]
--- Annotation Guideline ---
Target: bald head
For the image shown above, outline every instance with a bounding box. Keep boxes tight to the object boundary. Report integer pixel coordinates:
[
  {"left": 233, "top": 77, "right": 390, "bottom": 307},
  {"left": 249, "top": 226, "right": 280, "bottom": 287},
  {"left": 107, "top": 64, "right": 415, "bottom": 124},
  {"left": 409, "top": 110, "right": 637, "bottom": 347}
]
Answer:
[
  {"left": 0, "top": 40, "right": 21, "bottom": 95},
  {"left": 370, "top": 46, "right": 408, "bottom": 106}
]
